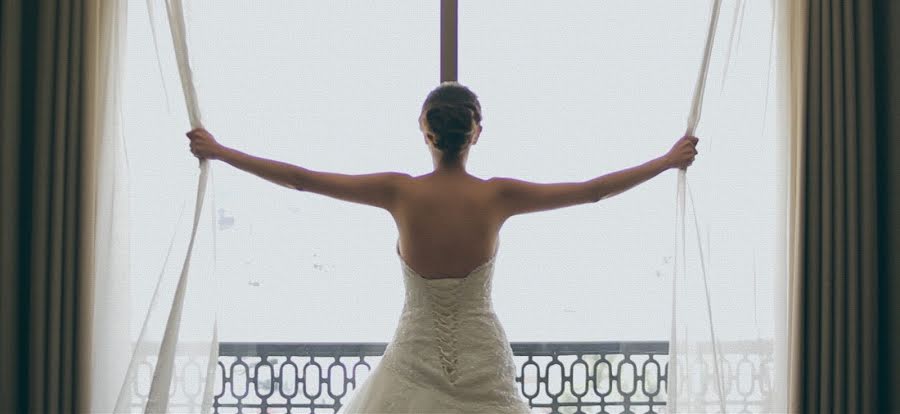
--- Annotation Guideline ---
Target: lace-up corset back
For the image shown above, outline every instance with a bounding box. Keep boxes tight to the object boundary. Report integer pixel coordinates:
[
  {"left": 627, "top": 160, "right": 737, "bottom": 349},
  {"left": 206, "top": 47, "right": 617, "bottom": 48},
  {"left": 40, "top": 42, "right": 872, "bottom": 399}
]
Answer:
[{"left": 380, "top": 240, "right": 523, "bottom": 407}]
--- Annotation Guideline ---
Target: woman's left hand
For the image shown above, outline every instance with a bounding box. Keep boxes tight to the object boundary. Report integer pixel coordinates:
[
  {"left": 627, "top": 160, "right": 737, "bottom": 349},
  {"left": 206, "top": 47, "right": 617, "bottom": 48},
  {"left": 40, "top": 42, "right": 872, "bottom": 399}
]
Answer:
[{"left": 186, "top": 128, "right": 224, "bottom": 160}]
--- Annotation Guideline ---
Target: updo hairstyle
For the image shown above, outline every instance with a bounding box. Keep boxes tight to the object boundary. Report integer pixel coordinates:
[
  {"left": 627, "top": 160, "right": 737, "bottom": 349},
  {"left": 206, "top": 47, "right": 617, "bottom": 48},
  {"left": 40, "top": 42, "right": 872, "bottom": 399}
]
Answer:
[{"left": 420, "top": 81, "right": 482, "bottom": 157}]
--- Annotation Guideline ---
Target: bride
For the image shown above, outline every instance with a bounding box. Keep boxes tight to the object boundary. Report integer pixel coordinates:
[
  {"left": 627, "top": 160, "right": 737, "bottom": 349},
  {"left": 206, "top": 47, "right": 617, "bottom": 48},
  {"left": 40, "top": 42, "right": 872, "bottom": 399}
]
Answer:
[{"left": 186, "top": 81, "right": 698, "bottom": 413}]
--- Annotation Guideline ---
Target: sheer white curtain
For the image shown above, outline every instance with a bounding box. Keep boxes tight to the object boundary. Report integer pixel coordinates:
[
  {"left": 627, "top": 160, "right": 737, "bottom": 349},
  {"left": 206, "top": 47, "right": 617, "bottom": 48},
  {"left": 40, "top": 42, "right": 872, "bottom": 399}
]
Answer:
[
  {"left": 667, "top": 0, "right": 789, "bottom": 412},
  {"left": 91, "top": 0, "right": 218, "bottom": 412},
  {"left": 87, "top": 1, "right": 130, "bottom": 412}
]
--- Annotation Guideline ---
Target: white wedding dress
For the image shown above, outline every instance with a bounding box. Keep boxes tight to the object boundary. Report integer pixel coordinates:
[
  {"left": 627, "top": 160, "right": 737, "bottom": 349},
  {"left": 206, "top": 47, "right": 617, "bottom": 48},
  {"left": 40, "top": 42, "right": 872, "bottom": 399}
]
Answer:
[{"left": 339, "top": 239, "right": 531, "bottom": 413}]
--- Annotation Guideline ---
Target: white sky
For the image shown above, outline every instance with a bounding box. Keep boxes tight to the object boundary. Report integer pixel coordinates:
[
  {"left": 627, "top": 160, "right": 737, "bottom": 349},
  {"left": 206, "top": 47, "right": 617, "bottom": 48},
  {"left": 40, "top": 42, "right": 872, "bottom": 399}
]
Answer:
[{"left": 123, "top": 0, "right": 778, "bottom": 343}]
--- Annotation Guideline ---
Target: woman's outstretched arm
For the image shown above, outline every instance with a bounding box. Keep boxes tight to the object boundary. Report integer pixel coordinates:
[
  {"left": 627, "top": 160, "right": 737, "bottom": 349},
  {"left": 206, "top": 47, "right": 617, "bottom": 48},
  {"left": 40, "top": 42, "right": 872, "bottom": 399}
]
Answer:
[
  {"left": 186, "top": 128, "right": 409, "bottom": 210},
  {"left": 491, "top": 135, "right": 698, "bottom": 219},
  {"left": 587, "top": 135, "right": 698, "bottom": 201}
]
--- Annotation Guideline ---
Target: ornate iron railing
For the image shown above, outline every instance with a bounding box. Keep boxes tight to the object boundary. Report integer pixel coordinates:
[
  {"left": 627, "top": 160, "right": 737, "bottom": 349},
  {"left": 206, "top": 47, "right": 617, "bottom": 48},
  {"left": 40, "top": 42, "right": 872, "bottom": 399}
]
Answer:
[
  {"left": 204, "top": 341, "right": 773, "bottom": 413},
  {"left": 125, "top": 341, "right": 773, "bottom": 412}
]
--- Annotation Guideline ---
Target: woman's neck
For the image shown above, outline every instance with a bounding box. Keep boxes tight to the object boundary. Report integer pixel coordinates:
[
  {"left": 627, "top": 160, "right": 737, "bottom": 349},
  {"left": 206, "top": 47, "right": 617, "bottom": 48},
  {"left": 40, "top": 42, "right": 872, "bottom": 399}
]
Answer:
[
  {"left": 433, "top": 160, "right": 467, "bottom": 175},
  {"left": 431, "top": 150, "right": 469, "bottom": 173}
]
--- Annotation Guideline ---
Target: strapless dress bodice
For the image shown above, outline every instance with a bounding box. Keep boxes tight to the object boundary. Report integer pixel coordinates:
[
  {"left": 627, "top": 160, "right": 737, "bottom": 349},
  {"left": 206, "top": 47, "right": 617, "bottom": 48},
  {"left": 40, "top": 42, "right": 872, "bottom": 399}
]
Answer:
[{"left": 367, "top": 240, "right": 529, "bottom": 412}]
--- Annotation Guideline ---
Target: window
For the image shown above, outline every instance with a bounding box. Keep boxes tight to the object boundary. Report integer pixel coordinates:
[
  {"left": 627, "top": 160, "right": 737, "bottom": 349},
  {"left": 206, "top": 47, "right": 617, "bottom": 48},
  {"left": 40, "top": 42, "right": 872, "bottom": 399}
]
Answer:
[{"left": 124, "top": 0, "right": 777, "bottom": 345}]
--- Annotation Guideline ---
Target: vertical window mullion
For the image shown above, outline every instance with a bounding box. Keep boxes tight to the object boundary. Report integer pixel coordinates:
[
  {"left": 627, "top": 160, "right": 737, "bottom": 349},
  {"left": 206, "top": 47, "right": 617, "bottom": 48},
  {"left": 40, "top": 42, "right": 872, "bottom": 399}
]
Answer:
[{"left": 440, "top": 0, "right": 458, "bottom": 82}]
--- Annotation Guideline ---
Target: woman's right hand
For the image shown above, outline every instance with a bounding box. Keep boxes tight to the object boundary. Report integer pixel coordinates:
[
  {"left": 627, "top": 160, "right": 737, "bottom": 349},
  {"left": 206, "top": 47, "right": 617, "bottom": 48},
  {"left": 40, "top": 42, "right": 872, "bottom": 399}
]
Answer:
[
  {"left": 186, "top": 128, "right": 225, "bottom": 160},
  {"left": 665, "top": 135, "right": 699, "bottom": 170}
]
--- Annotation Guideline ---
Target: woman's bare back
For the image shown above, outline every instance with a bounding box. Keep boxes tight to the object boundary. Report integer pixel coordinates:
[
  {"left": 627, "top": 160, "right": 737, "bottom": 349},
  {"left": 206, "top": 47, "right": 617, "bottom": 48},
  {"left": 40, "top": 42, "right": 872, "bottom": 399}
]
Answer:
[{"left": 391, "top": 172, "right": 505, "bottom": 280}]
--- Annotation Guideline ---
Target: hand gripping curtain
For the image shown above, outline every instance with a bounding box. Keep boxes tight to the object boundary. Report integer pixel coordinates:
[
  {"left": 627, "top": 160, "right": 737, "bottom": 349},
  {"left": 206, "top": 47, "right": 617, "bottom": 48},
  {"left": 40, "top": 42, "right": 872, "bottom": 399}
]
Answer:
[{"left": 113, "top": 0, "right": 218, "bottom": 412}]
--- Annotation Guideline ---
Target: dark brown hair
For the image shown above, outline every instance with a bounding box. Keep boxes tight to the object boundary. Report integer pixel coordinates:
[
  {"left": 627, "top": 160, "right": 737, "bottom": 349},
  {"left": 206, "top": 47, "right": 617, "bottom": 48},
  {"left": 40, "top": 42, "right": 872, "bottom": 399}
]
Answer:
[{"left": 420, "top": 82, "right": 482, "bottom": 157}]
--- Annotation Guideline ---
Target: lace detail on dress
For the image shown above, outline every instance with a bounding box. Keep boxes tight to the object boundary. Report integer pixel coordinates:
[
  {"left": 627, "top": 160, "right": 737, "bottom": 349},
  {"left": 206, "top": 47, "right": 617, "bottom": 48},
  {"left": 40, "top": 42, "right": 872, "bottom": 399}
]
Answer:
[{"left": 426, "top": 275, "right": 468, "bottom": 384}]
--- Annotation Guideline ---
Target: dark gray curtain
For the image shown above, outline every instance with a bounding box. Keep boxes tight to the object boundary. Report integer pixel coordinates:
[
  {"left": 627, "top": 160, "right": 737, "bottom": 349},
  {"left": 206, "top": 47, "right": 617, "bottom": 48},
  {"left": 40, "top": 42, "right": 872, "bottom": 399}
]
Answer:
[
  {"left": 798, "top": 0, "right": 899, "bottom": 412},
  {"left": 873, "top": 0, "right": 900, "bottom": 411},
  {"left": 0, "top": 1, "right": 89, "bottom": 413}
]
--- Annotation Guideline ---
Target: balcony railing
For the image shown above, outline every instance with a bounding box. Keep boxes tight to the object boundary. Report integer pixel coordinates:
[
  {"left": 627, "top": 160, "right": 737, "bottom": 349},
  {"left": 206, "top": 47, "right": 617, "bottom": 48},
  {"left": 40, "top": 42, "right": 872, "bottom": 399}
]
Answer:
[{"left": 129, "top": 341, "right": 773, "bottom": 413}]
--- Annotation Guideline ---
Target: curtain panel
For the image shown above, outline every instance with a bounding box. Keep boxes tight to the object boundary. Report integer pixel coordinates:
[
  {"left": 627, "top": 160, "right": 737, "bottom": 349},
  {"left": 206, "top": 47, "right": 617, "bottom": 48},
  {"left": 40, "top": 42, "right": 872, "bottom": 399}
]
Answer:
[
  {"left": 794, "top": 0, "right": 900, "bottom": 412},
  {"left": 0, "top": 1, "right": 124, "bottom": 413},
  {"left": 872, "top": 0, "right": 900, "bottom": 410}
]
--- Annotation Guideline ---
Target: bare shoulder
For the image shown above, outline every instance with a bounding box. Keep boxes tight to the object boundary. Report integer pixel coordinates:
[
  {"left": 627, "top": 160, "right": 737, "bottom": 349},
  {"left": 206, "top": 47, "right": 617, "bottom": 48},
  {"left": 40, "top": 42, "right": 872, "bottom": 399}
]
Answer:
[
  {"left": 385, "top": 171, "right": 415, "bottom": 187},
  {"left": 485, "top": 175, "right": 533, "bottom": 195},
  {"left": 485, "top": 175, "right": 598, "bottom": 217}
]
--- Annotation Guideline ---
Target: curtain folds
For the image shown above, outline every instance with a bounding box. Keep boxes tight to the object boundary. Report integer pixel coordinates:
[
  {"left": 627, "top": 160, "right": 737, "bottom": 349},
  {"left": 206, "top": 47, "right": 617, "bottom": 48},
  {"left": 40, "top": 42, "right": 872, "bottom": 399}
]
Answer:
[
  {"left": 0, "top": 1, "right": 123, "bottom": 413},
  {"left": 872, "top": 0, "right": 900, "bottom": 410},
  {"left": 775, "top": 1, "right": 807, "bottom": 413},
  {"left": 667, "top": 1, "right": 789, "bottom": 412},
  {"left": 83, "top": 1, "right": 130, "bottom": 413},
  {"left": 793, "top": 0, "right": 885, "bottom": 412},
  {"left": 103, "top": 0, "right": 219, "bottom": 412}
]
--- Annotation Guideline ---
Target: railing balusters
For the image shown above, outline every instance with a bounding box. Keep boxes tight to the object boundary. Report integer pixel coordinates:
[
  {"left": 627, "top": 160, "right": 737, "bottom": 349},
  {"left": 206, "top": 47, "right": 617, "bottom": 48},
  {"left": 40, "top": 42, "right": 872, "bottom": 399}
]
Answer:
[{"left": 129, "top": 341, "right": 772, "bottom": 413}]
